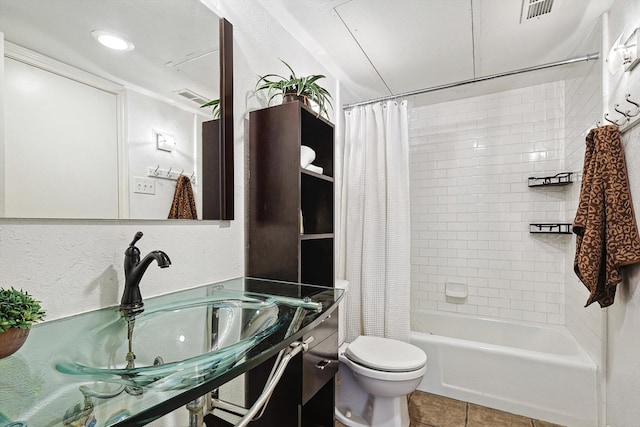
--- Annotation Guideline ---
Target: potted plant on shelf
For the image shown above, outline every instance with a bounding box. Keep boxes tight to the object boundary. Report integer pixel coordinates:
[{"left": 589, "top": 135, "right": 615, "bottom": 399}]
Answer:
[
  {"left": 0, "top": 287, "right": 45, "bottom": 359},
  {"left": 256, "top": 59, "right": 333, "bottom": 118},
  {"left": 200, "top": 98, "right": 221, "bottom": 119}
]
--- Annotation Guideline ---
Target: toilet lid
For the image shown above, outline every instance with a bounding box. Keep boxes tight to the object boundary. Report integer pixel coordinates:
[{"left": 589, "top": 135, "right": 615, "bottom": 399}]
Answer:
[{"left": 345, "top": 336, "right": 426, "bottom": 372}]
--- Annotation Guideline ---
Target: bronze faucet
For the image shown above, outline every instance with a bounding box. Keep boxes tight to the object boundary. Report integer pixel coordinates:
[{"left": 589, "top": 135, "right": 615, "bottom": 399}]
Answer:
[{"left": 120, "top": 232, "right": 171, "bottom": 315}]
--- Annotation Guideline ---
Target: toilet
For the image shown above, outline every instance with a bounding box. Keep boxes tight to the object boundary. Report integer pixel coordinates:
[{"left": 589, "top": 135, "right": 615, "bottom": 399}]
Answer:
[{"left": 335, "top": 280, "right": 427, "bottom": 427}]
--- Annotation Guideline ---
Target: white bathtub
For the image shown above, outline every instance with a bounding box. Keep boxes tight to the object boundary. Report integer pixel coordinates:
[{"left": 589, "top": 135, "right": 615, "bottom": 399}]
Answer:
[{"left": 410, "top": 309, "right": 598, "bottom": 427}]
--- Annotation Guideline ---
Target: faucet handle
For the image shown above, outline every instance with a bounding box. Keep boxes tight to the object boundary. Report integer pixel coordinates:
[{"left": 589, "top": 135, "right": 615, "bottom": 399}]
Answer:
[
  {"left": 124, "top": 232, "right": 143, "bottom": 275},
  {"left": 129, "top": 231, "right": 144, "bottom": 247}
]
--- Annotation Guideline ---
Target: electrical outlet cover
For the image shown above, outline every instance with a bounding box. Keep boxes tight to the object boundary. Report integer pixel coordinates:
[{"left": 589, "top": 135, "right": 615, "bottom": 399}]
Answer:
[{"left": 134, "top": 177, "right": 156, "bottom": 195}]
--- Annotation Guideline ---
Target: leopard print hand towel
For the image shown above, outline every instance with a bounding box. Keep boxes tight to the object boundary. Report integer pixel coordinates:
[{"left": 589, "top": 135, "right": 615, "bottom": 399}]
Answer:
[
  {"left": 573, "top": 125, "right": 640, "bottom": 307},
  {"left": 168, "top": 175, "right": 198, "bottom": 220}
]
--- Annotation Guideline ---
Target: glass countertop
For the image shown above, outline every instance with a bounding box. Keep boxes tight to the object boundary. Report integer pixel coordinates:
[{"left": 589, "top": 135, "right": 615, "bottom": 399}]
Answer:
[{"left": 0, "top": 277, "right": 343, "bottom": 426}]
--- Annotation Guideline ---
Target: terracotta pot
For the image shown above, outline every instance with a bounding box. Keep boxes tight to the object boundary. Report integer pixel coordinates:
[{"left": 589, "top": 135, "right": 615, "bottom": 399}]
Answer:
[
  {"left": 282, "top": 93, "right": 309, "bottom": 105},
  {"left": 0, "top": 327, "right": 30, "bottom": 359}
]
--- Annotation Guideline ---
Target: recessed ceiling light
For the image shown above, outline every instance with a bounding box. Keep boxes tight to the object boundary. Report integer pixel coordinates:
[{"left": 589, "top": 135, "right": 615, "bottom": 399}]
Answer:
[{"left": 91, "top": 30, "right": 134, "bottom": 51}]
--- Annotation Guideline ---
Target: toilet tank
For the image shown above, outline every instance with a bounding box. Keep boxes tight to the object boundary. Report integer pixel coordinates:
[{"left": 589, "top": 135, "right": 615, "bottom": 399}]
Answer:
[{"left": 335, "top": 279, "right": 349, "bottom": 345}]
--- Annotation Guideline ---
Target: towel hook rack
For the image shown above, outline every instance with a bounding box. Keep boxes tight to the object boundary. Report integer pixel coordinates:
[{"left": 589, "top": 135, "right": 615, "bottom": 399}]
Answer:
[{"left": 146, "top": 166, "right": 197, "bottom": 185}]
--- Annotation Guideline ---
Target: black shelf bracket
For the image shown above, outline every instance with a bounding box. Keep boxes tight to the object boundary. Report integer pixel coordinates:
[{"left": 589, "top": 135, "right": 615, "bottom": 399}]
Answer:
[
  {"left": 529, "top": 223, "right": 573, "bottom": 234},
  {"left": 528, "top": 172, "right": 573, "bottom": 187}
]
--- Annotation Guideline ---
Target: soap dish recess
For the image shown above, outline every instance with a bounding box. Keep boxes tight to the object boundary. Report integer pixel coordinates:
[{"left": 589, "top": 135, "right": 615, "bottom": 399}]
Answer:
[{"left": 445, "top": 281, "right": 467, "bottom": 303}]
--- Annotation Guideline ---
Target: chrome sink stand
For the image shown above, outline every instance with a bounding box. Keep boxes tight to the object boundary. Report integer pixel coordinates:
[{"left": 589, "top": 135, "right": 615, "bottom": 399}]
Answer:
[
  {"left": 195, "top": 337, "right": 314, "bottom": 427},
  {"left": 186, "top": 395, "right": 207, "bottom": 427}
]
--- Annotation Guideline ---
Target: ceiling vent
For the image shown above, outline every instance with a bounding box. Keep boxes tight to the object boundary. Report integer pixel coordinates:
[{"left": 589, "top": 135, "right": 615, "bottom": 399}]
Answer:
[
  {"left": 521, "top": 0, "right": 554, "bottom": 22},
  {"left": 175, "top": 88, "right": 209, "bottom": 106}
]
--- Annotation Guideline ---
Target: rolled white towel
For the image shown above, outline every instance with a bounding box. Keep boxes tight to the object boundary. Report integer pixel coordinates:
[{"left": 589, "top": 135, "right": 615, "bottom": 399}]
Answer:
[
  {"left": 305, "top": 164, "right": 323, "bottom": 174},
  {"left": 300, "top": 145, "right": 316, "bottom": 168}
]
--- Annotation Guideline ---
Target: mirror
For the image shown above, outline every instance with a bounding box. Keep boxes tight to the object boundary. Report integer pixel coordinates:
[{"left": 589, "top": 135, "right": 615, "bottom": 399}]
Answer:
[{"left": 0, "top": 0, "right": 231, "bottom": 220}]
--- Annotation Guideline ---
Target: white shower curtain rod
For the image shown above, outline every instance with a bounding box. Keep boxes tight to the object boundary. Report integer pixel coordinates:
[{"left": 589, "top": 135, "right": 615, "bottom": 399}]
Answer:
[{"left": 343, "top": 52, "right": 600, "bottom": 110}]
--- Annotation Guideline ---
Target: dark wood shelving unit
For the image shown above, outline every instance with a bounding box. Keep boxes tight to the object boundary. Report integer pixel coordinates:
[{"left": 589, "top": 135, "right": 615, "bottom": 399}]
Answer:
[{"left": 246, "top": 101, "right": 336, "bottom": 427}]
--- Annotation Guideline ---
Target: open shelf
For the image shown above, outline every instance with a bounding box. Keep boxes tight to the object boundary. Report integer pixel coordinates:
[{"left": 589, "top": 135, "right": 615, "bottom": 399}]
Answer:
[
  {"left": 529, "top": 223, "right": 573, "bottom": 234},
  {"left": 528, "top": 172, "right": 573, "bottom": 187},
  {"left": 301, "top": 168, "right": 334, "bottom": 182},
  {"left": 300, "top": 233, "right": 334, "bottom": 240},
  {"left": 301, "top": 173, "right": 333, "bottom": 234}
]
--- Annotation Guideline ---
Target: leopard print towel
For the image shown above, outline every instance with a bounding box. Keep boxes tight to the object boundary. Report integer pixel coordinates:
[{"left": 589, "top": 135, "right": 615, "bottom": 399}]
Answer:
[
  {"left": 168, "top": 175, "right": 198, "bottom": 220},
  {"left": 573, "top": 125, "right": 640, "bottom": 307}
]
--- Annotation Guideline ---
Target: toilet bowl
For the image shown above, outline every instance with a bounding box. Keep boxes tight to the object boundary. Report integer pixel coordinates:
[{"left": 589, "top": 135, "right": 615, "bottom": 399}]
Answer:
[{"left": 334, "top": 280, "right": 427, "bottom": 427}]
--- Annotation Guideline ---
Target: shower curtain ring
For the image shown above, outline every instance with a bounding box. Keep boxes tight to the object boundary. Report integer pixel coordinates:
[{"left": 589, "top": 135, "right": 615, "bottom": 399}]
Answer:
[
  {"left": 167, "top": 166, "right": 172, "bottom": 177},
  {"left": 154, "top": 165, "right": 160, "bottom": 175}
]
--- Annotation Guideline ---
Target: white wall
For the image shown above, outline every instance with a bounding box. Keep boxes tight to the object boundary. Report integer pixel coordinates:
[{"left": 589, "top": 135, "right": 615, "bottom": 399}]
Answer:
[
  {"left": 0, "top": 222, "right": 242, "bottom": 320},
  {"left": 603, "top": 1, "right": 640, "bottom": 426},
  {"left": 4, "top": 58, "right": 119, "bottom": 219},
  {"left": 127, "top": 91, "right": 203, "bottom": 220},
  {"left": 409, "top": 81, "right": 568, "bottom": 324},
  {"left": 2, "top": 50, "right": 207, "bottom": 220},
  {"left": 216, "top": 1, "right": 339, "bottom": 125},
  {"left": 562, "top": 18, "right": 606, "bottom": 394},
  {"left": 561, "top": 21, "right": 607, "bottom": 426}
]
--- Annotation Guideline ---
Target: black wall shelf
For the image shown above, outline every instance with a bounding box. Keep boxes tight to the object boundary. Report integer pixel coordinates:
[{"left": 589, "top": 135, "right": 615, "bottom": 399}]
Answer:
[
  {"left": 528, "top": 172, "right": 573, "bottom": 187},
  {"left": 529, "top": 223, "right": 573, "bottom": 234}
]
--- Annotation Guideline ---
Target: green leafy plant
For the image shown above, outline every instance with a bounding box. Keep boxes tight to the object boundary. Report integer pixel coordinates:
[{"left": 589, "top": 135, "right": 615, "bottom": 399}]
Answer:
[
  {"left": 200, "top": 98, "right": 221, "bottom": 119},
  {"left": 256, "top": 59, "right": 333, "bottom": 118},
  {"left": 0, "top": 287, "right": 45, "bottom": 332}
]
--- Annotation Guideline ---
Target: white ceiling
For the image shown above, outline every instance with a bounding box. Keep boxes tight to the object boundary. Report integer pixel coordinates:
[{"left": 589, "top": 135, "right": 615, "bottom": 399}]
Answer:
[
  {"left": 0, "top": 0, "right": 220, "bottom": 110},
  {"left": 263, "top": 0, "right": 614, "bottom": 105},
  {"left": 0, "top": 0, "right": 614, "bottom": 109}
]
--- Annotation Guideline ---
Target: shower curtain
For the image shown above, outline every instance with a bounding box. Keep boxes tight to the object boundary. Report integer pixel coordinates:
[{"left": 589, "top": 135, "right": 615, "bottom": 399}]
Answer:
[{"left": 338, "top": 100, "right": 411, "bottom": 342}]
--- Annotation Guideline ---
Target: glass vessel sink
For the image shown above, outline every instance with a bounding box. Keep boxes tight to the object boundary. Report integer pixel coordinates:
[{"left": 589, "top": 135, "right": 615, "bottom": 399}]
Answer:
[
  {"left": 0, "top": 277, "right": 342, "bottom": 427},
  {"left": 55, "top": 289, "right": 321, "bottom": 390}
]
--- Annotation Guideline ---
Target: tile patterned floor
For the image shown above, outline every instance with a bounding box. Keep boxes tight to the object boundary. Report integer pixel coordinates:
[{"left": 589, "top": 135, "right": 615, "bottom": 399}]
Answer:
[{"left": 335, "top": 390, "right": 565, "bottom": 427}]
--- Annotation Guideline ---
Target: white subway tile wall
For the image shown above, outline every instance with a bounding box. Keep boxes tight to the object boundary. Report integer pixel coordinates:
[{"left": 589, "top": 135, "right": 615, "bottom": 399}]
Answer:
[
  {"left": 562, "top": 22, "right": 604, "bottom": 369},
  {"left": 409, "top": 81, "right": 569, "bottom": 324}
]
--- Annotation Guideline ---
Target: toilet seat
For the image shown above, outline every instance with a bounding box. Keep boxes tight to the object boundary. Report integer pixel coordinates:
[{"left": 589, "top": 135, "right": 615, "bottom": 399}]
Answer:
[
  {"left": 336, "top": 332, "right": 427, "bottom": 427},
  {"left": 345, "top": 336, "right": 426, "bottom": 372}
]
